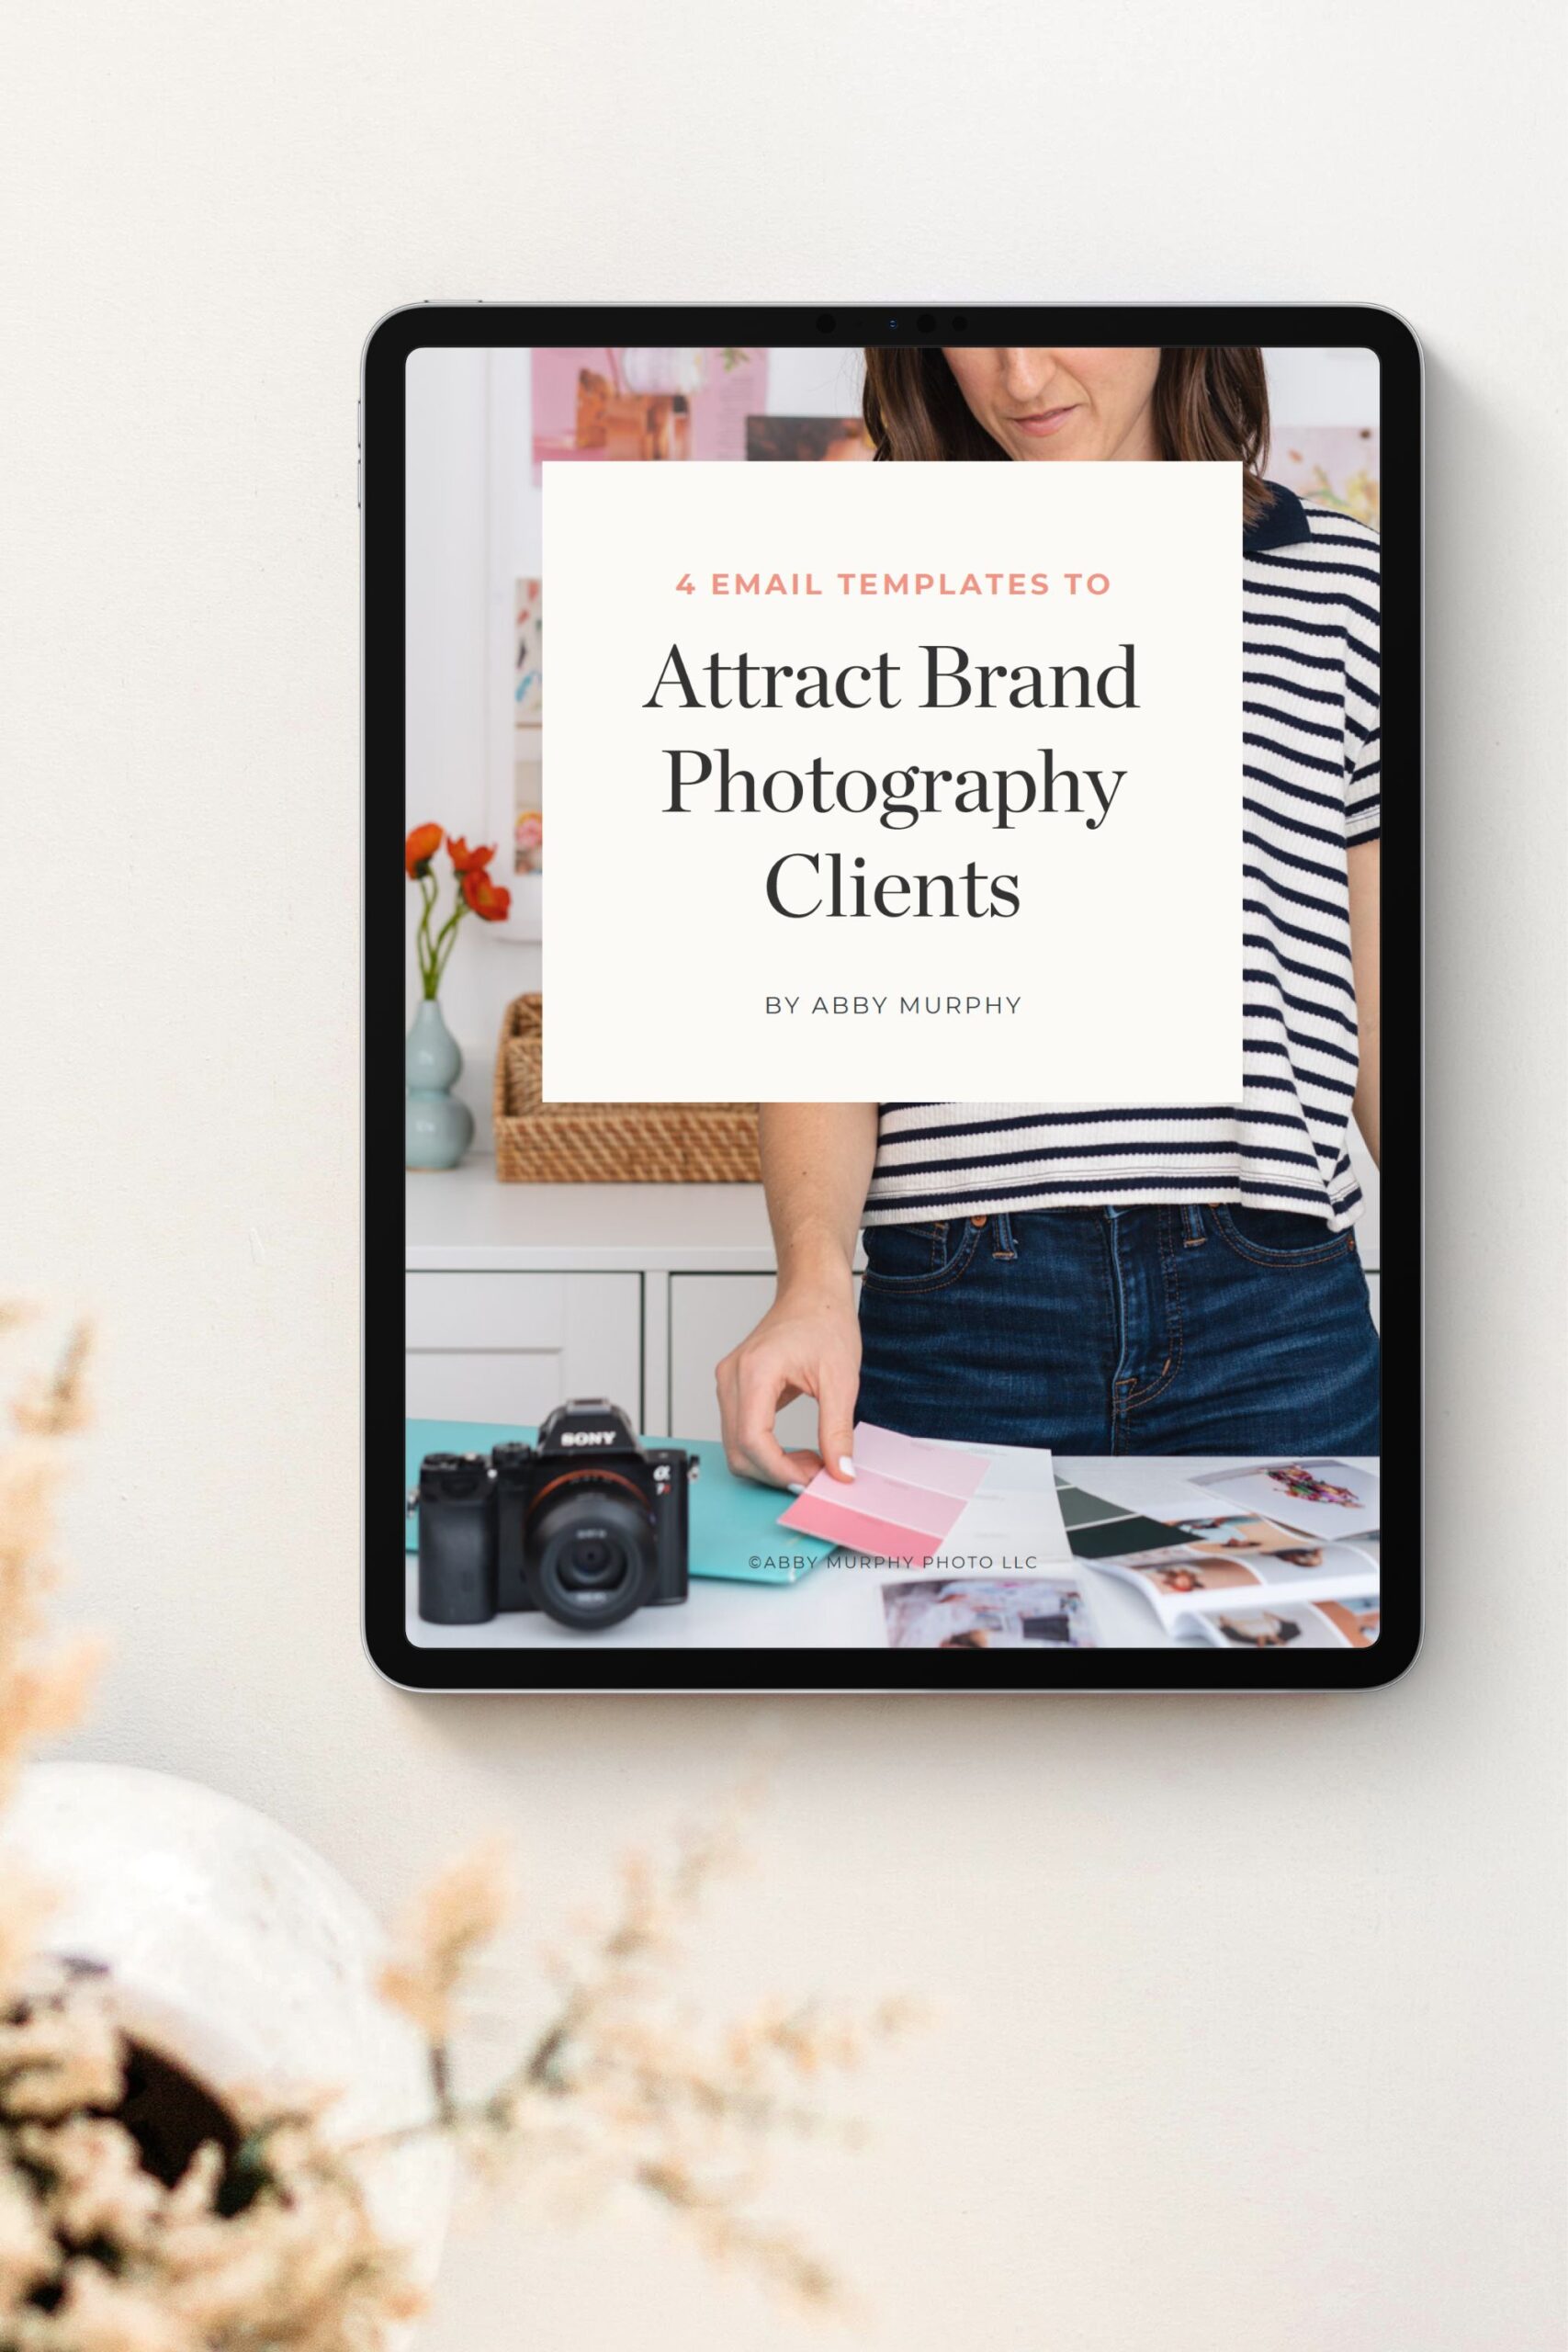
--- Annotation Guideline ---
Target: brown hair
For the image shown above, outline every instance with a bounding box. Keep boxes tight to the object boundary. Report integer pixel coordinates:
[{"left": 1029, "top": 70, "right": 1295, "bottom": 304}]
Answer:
[{"left": 862, "top": 346, "right": 1273, "bottom": 524}]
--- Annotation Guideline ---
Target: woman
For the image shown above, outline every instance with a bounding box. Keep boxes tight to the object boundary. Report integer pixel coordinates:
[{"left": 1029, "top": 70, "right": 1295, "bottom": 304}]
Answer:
[{"left": 717, "top": 345, "right": 1381, "bottom": 1487}]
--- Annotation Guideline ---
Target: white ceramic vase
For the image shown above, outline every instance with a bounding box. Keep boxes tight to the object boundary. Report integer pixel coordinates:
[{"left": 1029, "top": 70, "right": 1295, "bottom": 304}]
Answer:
[{"left": 1, "top": 1761, "right": 455, "bottom": 2298}]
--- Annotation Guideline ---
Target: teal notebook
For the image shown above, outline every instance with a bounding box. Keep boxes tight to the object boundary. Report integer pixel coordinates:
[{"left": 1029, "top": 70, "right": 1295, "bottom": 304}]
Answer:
[{"left": 404, "top": 1420, "right": 831, "bottom": 1586}]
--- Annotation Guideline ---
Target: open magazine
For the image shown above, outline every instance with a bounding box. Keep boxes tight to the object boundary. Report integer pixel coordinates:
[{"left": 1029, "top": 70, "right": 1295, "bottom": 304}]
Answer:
[
  {"left": 1096, "top": 1518, "right": 1381, "bottom": 1647},
  {"left": 1192, "top": 1593, "right": 1381, "bottom": 1651}
]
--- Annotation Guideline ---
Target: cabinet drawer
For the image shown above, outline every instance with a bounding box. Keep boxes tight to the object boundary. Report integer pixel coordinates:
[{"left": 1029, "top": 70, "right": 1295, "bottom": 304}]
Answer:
[
  {"left": 405, "top": 1273, "right": 641, "bottom": 1427},
  {"left": 669, "top": 1272, "right": 860, "bottom": 1449}
]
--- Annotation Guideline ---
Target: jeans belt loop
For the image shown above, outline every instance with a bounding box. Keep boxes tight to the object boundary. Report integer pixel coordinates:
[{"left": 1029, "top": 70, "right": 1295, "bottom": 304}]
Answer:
[
  {"left": 1181, "top": 1203, "right": 1206, "bottom": 1245},
  {"left": 991, "top": 1210, "right": 1017, "bottom": 1260}
]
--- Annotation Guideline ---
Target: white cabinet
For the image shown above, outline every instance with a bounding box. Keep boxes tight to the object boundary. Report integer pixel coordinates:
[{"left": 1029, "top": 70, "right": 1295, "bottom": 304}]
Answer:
[
  {"left": 406, "top": 1175, "right": 802, "bottom": 1438},
  {"left": 404, "top": 1272, "right": 641, "bottom": 1425},
  {"left": 668, "top": 1273, "right": 863, "bottom": 1449},
  {"left": 1348, "top": 1130, "right": 1380, "bottom": 1272},
  {"left": 668, "top": 1275, "right": 768, "bottom": 1442}
]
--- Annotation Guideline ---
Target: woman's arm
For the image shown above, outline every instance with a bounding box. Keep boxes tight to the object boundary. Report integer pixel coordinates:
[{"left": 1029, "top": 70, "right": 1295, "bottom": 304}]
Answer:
[
  {"left": 1348, "top": 838, "right": 1381, "bottom": 1170},
  {"left": 716, "top": 1102, "right": 878, "bottom": 1488}
]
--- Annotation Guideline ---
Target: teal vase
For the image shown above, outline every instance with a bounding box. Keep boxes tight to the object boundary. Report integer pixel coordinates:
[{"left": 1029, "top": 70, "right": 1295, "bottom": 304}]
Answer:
[{"left": 405, "top": 998, "right": 474, "bottom": 1170}]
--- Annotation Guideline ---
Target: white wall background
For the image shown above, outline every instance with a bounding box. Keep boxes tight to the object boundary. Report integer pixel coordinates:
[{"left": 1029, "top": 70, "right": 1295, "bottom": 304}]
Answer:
[{"left": 3, "top": 7, "right": 1564, "bottom": 2350}]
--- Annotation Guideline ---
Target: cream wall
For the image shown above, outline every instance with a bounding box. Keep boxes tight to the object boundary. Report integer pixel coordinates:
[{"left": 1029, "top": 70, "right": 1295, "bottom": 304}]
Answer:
[{"left": 3, "top": 7, "right": 1564, "bottom": 2351}]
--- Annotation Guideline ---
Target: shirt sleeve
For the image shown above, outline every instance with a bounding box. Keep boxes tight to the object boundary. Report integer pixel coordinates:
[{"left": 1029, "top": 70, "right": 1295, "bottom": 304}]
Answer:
[{"left": 1344, "top": 526, "right": 1381, "bottom": 844}]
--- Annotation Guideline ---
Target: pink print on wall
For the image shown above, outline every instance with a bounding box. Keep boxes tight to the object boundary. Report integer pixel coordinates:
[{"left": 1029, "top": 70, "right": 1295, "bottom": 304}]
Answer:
[{"left": 531, "top": 347, "right": 768, "bottom": 481}]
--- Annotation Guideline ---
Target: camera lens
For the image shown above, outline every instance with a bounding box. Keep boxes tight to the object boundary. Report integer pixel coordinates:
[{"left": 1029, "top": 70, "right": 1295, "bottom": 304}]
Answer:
[
  {"left": 560, "top": 1530, "right": 621, "bottom": 1589},
  {"left": 529, "top": 1483, "right": 655, "bottom": 1631}
]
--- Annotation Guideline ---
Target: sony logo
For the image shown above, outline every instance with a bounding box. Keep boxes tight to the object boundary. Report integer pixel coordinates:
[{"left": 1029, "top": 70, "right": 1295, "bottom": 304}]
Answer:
[{"left": 560, "top": 1429, "right": 616, "bottom": 1447}]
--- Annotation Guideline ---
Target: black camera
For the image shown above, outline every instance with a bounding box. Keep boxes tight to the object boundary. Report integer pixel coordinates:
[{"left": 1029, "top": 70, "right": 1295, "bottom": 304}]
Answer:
[{"left": 415, "top": 1400, "right": 694, "bottom": 1633}]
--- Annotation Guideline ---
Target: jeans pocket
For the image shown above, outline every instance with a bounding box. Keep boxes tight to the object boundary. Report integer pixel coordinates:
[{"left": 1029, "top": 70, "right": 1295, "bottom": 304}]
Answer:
[
  {"left": 1211, "top": 1204, "right": 1357, "bottom": 1269},
  {"left": 861, "top": 1216, "right": 987, "bottom": 1295}
]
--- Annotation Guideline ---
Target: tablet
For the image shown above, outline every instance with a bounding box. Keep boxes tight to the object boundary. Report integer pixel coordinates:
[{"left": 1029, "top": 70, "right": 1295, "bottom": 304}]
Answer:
[{"left": 363, "top": 305, "right": 1421, "bottom": 1693}]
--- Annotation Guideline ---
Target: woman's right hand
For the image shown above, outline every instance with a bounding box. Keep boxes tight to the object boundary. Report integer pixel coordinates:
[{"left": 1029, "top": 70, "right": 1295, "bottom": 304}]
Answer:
[{"left": 716, "top": 1273, "right": 862, "bottom": 1491}]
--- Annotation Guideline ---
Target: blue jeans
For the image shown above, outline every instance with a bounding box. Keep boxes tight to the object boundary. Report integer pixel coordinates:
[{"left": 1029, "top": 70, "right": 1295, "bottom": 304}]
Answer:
[{"left": 855, "top": 1204, "right": 1381, "bottom": 1456}]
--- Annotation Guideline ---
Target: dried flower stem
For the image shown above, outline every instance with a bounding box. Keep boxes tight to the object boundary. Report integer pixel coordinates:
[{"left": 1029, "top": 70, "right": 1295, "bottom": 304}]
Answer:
[{"left": 0, "top": 1310, "right": 917, "bottom": 2340}]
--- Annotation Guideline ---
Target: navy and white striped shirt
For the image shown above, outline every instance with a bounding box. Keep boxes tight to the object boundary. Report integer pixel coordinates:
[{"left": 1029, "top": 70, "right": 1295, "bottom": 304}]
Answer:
[{"left": 864, "top": 484, "right": 1380, "bottom": 1235}]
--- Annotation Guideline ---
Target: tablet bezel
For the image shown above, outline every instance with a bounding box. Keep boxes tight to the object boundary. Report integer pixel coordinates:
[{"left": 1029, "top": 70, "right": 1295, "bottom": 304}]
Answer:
[{"left": 363, "top": 302, "right": 1421, "bottom": 1694}]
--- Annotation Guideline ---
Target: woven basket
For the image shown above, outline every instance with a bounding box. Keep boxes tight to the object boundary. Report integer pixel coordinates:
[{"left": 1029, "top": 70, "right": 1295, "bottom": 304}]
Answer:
[{"left": 492, "top": 996, "right": 761, "bottom": 1183}]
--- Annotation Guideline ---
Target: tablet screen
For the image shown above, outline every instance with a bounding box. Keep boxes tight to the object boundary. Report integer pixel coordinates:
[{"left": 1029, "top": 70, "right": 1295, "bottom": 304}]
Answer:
[{"left": 365, "top": 308, "right": 1419, "bottom": 1690}]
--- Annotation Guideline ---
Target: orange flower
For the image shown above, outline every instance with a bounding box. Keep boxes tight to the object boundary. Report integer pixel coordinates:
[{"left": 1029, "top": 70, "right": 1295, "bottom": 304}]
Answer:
[
  {"left": 447, "top": 837, "right": 496, "bottom": 876},
  {"left": 405, "top": 823, "right": 443, "bottom": 877},
  {"left": 461, "top": 869, "right": 512, "bottom": 922}
]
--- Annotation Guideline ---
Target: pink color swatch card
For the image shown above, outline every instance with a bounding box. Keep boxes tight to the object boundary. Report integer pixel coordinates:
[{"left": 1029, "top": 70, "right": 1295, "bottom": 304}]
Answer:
[
  {"left": 849, "top": 1423, "right": 993, "bottom": 1498},
  {"left": 779, "top": 1422, "right": 994, "bottom": 1562}
]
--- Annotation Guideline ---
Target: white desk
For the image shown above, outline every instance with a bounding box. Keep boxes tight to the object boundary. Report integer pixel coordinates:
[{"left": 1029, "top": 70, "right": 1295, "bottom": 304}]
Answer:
[{"left": 404, "top": 1454, "right": 1377, "bottom": 1652}]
